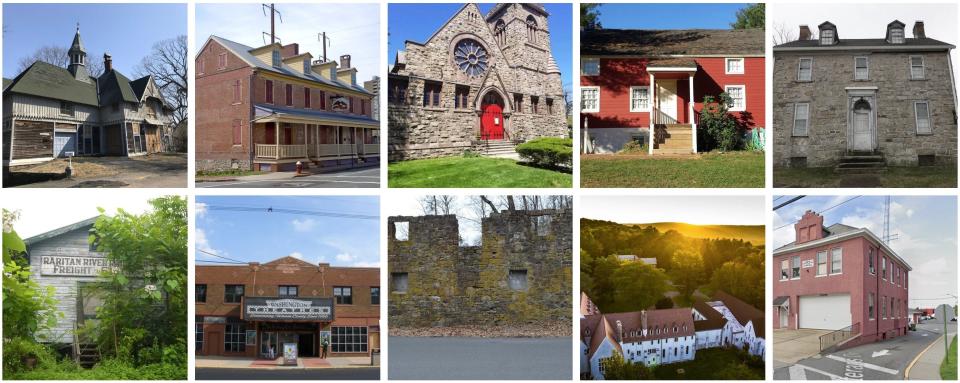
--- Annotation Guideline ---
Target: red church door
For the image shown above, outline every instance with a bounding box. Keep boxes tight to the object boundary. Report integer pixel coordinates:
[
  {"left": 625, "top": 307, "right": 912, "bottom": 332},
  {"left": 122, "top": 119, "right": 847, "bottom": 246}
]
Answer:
[{"left": 480, "top": 94, "right": 504, "bottom": 140}]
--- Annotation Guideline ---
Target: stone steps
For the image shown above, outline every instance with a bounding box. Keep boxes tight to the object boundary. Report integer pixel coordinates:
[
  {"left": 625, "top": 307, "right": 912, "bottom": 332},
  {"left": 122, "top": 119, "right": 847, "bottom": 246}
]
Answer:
[
  {"left": 835, "top": 152, "right": 887, "bottom": 173},
  {"left": 653, "top": 148, "right": 694, "bottom": 155}
]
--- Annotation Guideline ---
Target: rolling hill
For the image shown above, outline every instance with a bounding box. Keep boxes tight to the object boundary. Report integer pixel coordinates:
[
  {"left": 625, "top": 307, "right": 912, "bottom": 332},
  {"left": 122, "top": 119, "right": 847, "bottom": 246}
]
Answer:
[{"left": 628, "top": 222, "right": 765, "bottom": 245}]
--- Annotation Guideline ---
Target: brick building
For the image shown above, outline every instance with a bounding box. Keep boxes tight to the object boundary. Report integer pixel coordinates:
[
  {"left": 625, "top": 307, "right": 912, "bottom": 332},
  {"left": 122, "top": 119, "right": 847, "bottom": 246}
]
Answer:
[
  {"left": 773, "top": 20, "right": 958, "bottom": 168},
  {"left": 195, "top": 35, "right": 379, "bottom": 172},
  {"left": 773, "top": 211, "right": 910, "bottom": 349},
  {"left": 195, "top": 256, "right": 379, "bottom": 359}
]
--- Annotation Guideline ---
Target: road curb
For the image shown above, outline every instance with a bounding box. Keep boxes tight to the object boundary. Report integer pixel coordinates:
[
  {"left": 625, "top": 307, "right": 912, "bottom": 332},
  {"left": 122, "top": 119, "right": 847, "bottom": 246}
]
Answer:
[{"left": 904, "top": 332, "right": 944, "bottom": 379}]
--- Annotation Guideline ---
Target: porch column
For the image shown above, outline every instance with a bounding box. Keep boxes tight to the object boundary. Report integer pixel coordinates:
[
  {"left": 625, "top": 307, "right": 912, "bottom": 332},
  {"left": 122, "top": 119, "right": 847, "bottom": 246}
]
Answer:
[
  {"left": 648, "top": 72, "right": 654, "bottom": 155},
  {"left": 315, "top": 125, "right": 320, "bottom": 158},
  {"left": 8, "top": 117, "right": 16, "bottom": 161},
  {"left": 336, "top": 126, "right": 341, "bottom": 158},
  {"left": 688, "top": 73, "right": 696, "bottom": 153},
  {"left": 303, "top": 123, "right": 309, "bottom": 159},
  {"left": 275, "top": 122, "right": 280, "bottom": 159}
]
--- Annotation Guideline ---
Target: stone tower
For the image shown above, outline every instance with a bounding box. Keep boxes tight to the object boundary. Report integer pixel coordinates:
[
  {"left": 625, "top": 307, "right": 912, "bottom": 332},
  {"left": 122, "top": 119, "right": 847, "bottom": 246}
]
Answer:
[
  {"left": 67, "top": 25, "right": 91, "bottom": 83},
  {"left": 485, "top": 4, "right": 562, "bottom": 88}
]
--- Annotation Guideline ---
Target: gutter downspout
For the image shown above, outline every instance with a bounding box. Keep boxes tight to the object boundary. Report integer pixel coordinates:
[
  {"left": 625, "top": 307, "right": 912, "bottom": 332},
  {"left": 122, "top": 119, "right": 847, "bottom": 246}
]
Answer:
[
  {"left": 946, "top": 51, "right": 958, "bottom": 120},
  {"left": 249, "top": 71, "right": 257, "bottom": 170}
]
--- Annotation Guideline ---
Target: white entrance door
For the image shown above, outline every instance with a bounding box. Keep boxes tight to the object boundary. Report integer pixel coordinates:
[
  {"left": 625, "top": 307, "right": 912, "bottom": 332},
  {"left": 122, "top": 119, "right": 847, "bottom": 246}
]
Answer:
[
  {"left": 799, "top": 294, "right": 852, "bottom": 330},
  {"left": 656, "top": 80, "right": 678, "bottom": 123},
  {"left": 780, "top": 307, "right": 789, "bottom": 327},
  {"left": 853, "top": 110, "right": 872, "bottom": 151}
]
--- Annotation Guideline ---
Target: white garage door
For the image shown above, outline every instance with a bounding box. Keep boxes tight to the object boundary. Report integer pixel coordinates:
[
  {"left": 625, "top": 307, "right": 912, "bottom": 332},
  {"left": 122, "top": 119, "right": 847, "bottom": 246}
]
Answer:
[{"left": 799, "top": 294, "right": 852, "bottom": 330}]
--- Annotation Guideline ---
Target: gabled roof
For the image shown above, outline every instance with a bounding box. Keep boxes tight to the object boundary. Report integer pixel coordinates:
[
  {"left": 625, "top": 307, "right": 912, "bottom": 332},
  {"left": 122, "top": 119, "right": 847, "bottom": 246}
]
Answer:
[
  {"left": 205, "top": 35, "right": 371, "bottom": 95},
  {"left": 713, "top": 291, "right": 765, "bottom": 338},
  {"left": 692, "top": 300, "right": 728, "bottom": 331},
  {"left": 253, "top": 104, "right": 380, "bottom": 128},
  {"left": 263, "top": 255, "right": 317, "bottom": 268},
  {"left": 582, "top": 28, "right": 765, "bottom": 56},
  {"left": 129, "top": 76, "right": 150, "bottom": 100},
  {"left": 485, "top": 3, "right": 548, "bottom": 21},
  {"left": 97, "top": 69, "right": 139, "bottom": 106},
  {"left": 775, "top": 36, "right": 954, "bottom": 51},
  {"left": 4, "top": 61, "right": 99, "bottom": 106},
  {"left": 24, "top": 217, "right": 99, "bottom": 246},
  {"left": 3, "top": 78, "right": 12, "bottom": 91}
]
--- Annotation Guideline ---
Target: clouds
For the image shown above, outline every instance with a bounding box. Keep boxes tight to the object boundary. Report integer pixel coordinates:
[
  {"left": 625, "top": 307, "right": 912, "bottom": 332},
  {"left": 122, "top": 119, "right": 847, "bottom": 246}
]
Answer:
[
  {"left": 196, "top": 202, "right": 208, "bottom": 219},
  {"left": 291, "top": 218, "right": 317, "bottom": 232}
]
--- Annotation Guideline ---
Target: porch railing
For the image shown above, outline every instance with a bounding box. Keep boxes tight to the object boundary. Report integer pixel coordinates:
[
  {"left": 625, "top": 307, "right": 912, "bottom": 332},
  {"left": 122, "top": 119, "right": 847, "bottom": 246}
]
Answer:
[
  {"left": 339, "top": 144, "right": 356, "bottom": 155},
  {"left": 363, "top": 144, "right": 379, "bottom": 154},
  {"left": 652, "top": 106, "right": 680, "bottom": 125},
  {"left": 255, "top": 144, "right": 307, "bottom": 159},
  {"left": 819, "top": 322, "right": 861, "bottom": 352},
  {"left": 317, "top": 144, "right": 339, "bottom": 157}
]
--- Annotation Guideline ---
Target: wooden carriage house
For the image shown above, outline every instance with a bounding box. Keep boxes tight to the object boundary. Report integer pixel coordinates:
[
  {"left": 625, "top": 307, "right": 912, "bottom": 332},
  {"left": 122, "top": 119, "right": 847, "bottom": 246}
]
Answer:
[{"left": 2, "top": 27, "right": 173, "bottom": 168}]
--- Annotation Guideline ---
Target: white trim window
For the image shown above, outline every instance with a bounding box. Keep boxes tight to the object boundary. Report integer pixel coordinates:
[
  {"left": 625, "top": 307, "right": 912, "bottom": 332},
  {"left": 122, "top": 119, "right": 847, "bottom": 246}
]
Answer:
[
  {"left": 797, "top": 58, "right": 813, "bottom": 81},
  {"left": 831, "top": 248, "right": 842, "bottom": 274},
  {"left": 820, "top": 29, "right": 835, "bottom": 45},
  {"left": 792, "top": 103, "right": 809, "bottom": 136},
  {"left": 780, "top": 259, "right": 789, "bottom": 281},
  {"left": 725, "top": 58, "right": 744, "bottom": 74},
  {"left": 816, "top": 251, "right": 827, "bottom": 276},
  {"left": 890, "top": 28, "right": 905, "bottom": 44},
  {"left": 910, "top": 56, "right": 925, "bottom": 79},
  {"left": 854, "top": 57, "right": 869, "bottom": 80},
  {"left": 725, "top": 85, "right": 745, "bottom": 111},
  {"left": 791, "top": 256, "right": 801, "bottom": 279},
  {"left": 581, "top": 86, "right": 600, "bottom": 113},
  {"left": 629, "top": 86, "right": 650, "bottom": 112},
  {"left": 915, "top": 101, "right": 932, "bottom": 135},
  {"left": 582, "top": 58, "right": 600, "bottom": 76}
]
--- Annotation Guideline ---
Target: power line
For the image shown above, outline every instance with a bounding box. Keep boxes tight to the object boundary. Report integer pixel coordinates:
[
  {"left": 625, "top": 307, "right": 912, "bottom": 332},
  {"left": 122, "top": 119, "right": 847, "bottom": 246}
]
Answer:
[
  {"left": 196, "top": 259, "right": 247, "bottom": 265},
  {"left": 774, "top": 195, "right": 862, "bottom": 230},
  {"left": 197, "top": 248, "right": 247, "bottom": 264},
  {"left": 205, "top": 205, "right": 378, "bottom": 220}
]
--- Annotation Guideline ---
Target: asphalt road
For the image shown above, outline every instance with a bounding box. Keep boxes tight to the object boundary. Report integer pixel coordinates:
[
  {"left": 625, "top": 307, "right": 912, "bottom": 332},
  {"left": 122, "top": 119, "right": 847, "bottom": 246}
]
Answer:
[
  {"left": 775, "top": 323, "right": 954, "bottom": 380},
  {"left": 388, "top": 336, "right": 571, "bottom": 380},
  {"left": 198, "top": 167, "right": 379, "bottom": 188},
  {"left": 196, "top": 367, "right": 379, "bottom": 380}
]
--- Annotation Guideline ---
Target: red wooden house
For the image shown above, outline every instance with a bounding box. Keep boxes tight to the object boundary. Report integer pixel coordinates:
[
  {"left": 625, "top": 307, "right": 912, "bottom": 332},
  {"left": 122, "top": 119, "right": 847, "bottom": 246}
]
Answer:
[{"left": 580, "top": 28, "right": 765, "bottom": 154}]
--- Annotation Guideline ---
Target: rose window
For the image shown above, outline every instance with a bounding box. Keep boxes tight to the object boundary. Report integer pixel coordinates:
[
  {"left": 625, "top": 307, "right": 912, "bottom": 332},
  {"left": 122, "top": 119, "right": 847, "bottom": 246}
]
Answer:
[{"left": 454, "top": 39, "right": 489, "bottom": 77}]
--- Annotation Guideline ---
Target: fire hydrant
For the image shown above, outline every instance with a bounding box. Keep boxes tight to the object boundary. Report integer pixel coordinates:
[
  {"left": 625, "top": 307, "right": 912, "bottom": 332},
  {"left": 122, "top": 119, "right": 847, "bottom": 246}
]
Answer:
[{"left": 295, "top": 160, "right": 303, "bottom": 175}]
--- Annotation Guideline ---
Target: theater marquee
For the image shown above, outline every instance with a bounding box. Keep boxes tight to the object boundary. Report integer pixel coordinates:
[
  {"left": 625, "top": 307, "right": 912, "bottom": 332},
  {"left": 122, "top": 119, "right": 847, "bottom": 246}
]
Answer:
[{"left": 243, "top": 297, "right": 335, "bottom": 321}]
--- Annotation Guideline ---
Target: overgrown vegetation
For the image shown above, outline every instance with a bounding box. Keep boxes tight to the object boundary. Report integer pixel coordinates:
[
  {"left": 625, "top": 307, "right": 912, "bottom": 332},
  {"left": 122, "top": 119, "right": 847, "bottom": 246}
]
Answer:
[
  {"left": 2, "top": 198, "right": 187, "bottom": 380},
  {"left": 698, "top": 93, "right": 743, "bottom": 152},
  {"left": 515, "top": 137, "right": 573, "bottom": 168},
  {"left": 618, "top": 140, "right": 648, "bottom": 154}
]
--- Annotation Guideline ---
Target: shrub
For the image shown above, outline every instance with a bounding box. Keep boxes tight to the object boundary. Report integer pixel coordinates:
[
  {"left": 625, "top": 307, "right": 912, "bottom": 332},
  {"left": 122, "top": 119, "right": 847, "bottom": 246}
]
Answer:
[
  {"left": 3, "top": 338, "right": 59, "bottom": 374},
  {"left": 699, "top": 93, "right": 744, "bottom": 152},
  {"left": 618, "top": 140, "right": 648, "bottom": 154},
  {"left": 462, "top": 149, "right": 481, "bottom": 158},
  {"left": 516, "top": 137, "right": 572, "bottom": 167}
]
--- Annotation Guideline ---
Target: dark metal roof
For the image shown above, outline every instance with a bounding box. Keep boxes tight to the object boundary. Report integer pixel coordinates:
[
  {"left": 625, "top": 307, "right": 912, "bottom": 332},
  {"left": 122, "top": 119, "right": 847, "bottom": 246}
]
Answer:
[
  {"left": 4, "top": 61, "right": 99, "bottom": 106},
  {"left": 98, "top": 69, "right": 139, "bottom": 106},
  {"left": 714, "top": 290, "right": 765, "bottom": 338},
  {"left": 582, "top": 28, "right": 764, "bottom": 56},
  {"left": 24, "top": 217, "right": 98, "bottom": 246},
  {"left": 775, "top": 37, "right": 954, "bottom": 50},
  {"left": 254, "top": 104, "right": 379, "bottom": 127},
  {"left": 692, "top": 300, "right": 728, "bottom": 331},
  {"left": 129, "top": 76, "right": 150, "bottom": 100},
  {"left": 772, "top": 296, "right": 790, "bottom": 306}
]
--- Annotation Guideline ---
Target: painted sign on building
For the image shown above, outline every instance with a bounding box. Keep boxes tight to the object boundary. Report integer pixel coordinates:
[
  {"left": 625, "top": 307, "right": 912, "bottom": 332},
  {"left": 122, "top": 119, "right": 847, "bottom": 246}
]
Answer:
[
  {"left": 330, "top": 96, "right": 350, "bottom": 112},
  {"left": 40, "top": 255, "right": 119, "bottom": 276},
  {"left": 243, "top": 297, "right": 335, "bottom": 321},
  {"left": 801, "top": 259, "right": 814, "bottom": 268}
]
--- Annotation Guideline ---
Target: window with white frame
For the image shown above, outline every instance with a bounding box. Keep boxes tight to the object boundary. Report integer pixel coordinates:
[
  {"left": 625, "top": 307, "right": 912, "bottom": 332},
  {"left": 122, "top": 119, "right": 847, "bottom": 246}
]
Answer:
[
  {"left": 816, "top": 251, "right": 827, "bottom": 276},
  {"left": 791, "top": 256, "right": 801, "bottom": 279},
  {"left": 793, "top": 103, "right": 809, "bottom": 136},
  {"left": 582, "top": 58, "right": 599, "bottom": 76},
  {"left": 868, "top": 293, "right": 875, "bottom": 319},
  {"left": 910, "top": 56, "right": 925, "bottom": 79},
  {"left": 831, "top": 248, "right": 842, "bottom": 274},
  {"left": 581, "top": 87, "right": 600, "bottom": 113},
  {"left": 725, "top": 85, "right": 745, "bottom": 111},
  {"left": 855, "top": 57, "right": 869, "bottom": 80},
  {"left": 629, "top": 86, "right": 650, "bottom": 112},
  {"left": 915, "top": 101, "right": 931, "bottom": 135},
  {"left": 725, "top": 58, "right": 744, "bottom": 74},
  {"left": 798, "top": 58, "right": 813, "bottom": 81},
  {"left": 820, "top": 29, "right": 835, "bottom": 45},
  {"left": 780, "top": 259, "right": 789, "bottom": 280},
  {"left": 890, "top": 28, "right": 905, "bottom": 44}
]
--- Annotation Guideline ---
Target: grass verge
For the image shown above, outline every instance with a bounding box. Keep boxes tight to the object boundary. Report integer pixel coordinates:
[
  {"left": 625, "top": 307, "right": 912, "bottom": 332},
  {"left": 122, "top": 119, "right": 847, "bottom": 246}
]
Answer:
[
  {"left": 942, "top": 335, "right": 957, "bottom": 380},
  {"left": 389, "top": 156, "right": 571, "bottom": 188},
  {"left": 581, "top": 151, "right": 764, "bottom": 188},
  {"left": 774, "top": 166, "right": 957, "bottom": 188}
]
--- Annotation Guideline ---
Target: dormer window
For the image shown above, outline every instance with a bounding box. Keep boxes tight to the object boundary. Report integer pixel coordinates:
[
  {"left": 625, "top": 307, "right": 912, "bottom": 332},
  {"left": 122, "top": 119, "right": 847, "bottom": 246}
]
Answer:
[
  {"left": 271, "top": 49, "right": 281, "bottom": 67},
  {"left": 303, "top": 58, "right": 311, "bottom": 74},
  {"left": 889, "top": 28, "right": 905, "bottom": 44},
  {"left": 820, "top": 29, "right": 835, "bottom": 45}
]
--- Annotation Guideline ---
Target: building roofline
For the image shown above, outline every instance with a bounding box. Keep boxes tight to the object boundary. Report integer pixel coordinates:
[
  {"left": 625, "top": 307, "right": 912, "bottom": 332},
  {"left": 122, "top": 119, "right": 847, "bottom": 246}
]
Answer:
[
  {"left": 24, "top": 217, "right": 99, "bottom": 246},
  {"left": 773, "top": 228, "right": 912, "bottom": 271},
  {"left": 774, "top": 45, "right": 954, "bottom": 52}
]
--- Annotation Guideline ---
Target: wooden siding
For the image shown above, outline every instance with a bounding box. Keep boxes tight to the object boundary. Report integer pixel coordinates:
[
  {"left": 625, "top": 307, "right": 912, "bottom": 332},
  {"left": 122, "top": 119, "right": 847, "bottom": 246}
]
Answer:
[
  {"left": 103, "top": 124, "right": 125, "bottom": 155},
  {"left": 27, "top": 226, "right": 105, "bottom": 344},
  {"left": 12, "top": 120, "right": 55, "bottom": 159},
  {"left": 6, "top": 94, "right": 98, "bottom": 124}
]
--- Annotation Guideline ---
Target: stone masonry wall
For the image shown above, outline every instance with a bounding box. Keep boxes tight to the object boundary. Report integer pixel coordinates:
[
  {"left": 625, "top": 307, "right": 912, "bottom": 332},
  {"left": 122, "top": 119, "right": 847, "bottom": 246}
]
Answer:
[
  {"left": 773, "top": 51, "right": 957, "bottom": 167},
  {"left": 388, "top": 209, "right": 572, "bottom": 328}
]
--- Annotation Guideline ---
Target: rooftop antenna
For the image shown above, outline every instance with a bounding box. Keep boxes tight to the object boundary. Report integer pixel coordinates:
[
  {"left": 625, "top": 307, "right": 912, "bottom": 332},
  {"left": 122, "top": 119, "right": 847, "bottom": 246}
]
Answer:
[
  {"left": 318, "top": 32, "right": 331, "bottom": 63},
  {"left": 261, "top": 3, "right": 283, "bottom": 45},
  {"left": 883, "top": 196, "right": 899, "bottom": 243}
]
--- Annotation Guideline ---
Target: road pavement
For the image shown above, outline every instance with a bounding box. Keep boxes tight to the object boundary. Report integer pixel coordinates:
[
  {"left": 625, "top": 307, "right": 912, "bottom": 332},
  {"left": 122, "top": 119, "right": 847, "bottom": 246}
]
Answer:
[
  {"left": 196, "top": 367, "right": 379, "bottom": 380},
  {"left": 775, "top": 323, "right": 955, "bottom": 380},
  {"left": 388, "top": 336, "right": 571, "bottom": 380},
  {"left": 198, "top": 167, "right": 379, "bottom": 188}
]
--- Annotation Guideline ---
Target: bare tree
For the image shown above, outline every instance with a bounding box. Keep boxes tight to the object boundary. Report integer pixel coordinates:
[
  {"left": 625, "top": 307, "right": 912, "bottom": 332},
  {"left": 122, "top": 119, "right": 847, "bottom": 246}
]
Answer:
[
  {"left": 418, "top": 195, "right": 456, "bottom": 215},
  {"left": 772, "top": 21, "right": 797, "bottom": 46},
  {"left": 136, "top": 35, "right": 188, "bottom": 127},
  {"left": 16, "top": 45, "right": 104, "bottom": 77}
]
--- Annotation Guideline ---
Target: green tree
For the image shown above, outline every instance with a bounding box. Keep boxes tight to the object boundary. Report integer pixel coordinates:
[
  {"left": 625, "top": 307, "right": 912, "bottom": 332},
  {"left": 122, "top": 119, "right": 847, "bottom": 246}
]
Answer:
[
  {"left": 581, "top": 4, "right": 602, "bottom": 30},
  {"left": 600, "top": 353, "right": 654, "bottom": 380},
  {"left": 670, "top": 247, "right": 704, "bottom": 302},
  {"left": 707, "top": 252, "right": 765, "bottom": 309},
  {"left": 699, "top": 93, "right": 743, "bottom": 151},
  {"left": 2, "top": 209, "right": 61, "bottom": 341},
  {"left": 731, "top": 4, "right": 765, "bottom": 29},
  {"left": 610, "top": 262, "right": 670, "bottom": 312},
  {"left": 655, "top": 297, "right": 674, "bottom": 309}
]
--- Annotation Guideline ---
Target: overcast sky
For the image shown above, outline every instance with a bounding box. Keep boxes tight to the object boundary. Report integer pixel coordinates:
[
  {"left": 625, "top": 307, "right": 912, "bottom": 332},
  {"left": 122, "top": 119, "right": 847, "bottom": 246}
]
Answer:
[
  {"left": 773, "top": 195, "right": 958, "bottom": 309},
  {"left": 4, "top": 191, "right": 167, "bottom": 238},
  {"left": 581, "top": 195, "right": 766, "bottom": 225},
  {"left": 769, "top": 3, "right": 958, "bottom": 80},
  {"left": 196, "top": 3, "right": 380, "bottom": 85}
]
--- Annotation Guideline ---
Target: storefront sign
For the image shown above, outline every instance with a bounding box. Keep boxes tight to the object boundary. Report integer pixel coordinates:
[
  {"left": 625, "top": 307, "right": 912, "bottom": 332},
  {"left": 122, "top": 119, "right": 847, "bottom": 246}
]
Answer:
[
  {"left": 39, "top": 255, "right": 119, "bottom": 276},
  {"left": 282, "top": 343, "right": 298, "bottom": 365},
  {"left": 244, "top": 297, "right": 335, "bottom": 321},
  {"left": 330, "top": 96, "right": 350, "bottom": 112}
]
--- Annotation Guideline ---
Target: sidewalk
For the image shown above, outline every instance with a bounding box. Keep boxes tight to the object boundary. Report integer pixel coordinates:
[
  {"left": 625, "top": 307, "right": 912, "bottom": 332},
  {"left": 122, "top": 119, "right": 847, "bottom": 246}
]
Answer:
[
  {"left": 197, "top": 171, "right": 298, "bottom": 183},
  {"left": 196, "top": 356, "right": 376, "bottom": 370},
  {"left": 907, "top": 331, "right": 956, "bottom": 380}
]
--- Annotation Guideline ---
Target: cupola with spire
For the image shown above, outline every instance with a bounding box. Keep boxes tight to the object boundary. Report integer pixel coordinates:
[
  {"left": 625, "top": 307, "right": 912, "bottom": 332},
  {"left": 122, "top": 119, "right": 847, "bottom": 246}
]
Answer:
[{"left": 67, "top": 23, "right": 92, "bottom": 83}]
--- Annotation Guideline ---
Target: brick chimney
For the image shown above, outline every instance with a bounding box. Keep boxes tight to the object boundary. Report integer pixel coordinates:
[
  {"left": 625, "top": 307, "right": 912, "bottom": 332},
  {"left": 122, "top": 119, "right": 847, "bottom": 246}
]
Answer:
[
  {"left": 280, "top": 43, "right": 299, "bottom": 58},
  {"left": 340, "top": 54, "right": 351, "bottom": 69},
  {"left": 799, "top": 25, "right": 812, "bottom": 41},
  {"left": 103, "top": 53, "right": 112, "bottom": 72},
  {"left": 913, "top": 21, "right": 926, "bottom": 39},
  {"left": 795, "top": 210, "right": 825, "bottom": 244}
]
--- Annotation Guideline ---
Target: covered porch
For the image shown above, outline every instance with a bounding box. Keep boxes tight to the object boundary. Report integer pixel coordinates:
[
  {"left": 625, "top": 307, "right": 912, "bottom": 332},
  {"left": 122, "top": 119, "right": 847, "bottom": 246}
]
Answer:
[{"left": 646, "top": 59, "right": 698, "bottom": 155}]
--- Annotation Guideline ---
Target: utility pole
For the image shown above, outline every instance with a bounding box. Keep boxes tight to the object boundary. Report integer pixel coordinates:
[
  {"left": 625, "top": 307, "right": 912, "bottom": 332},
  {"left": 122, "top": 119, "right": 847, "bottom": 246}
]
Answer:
[
  {"left": 261, "top": 3, "right": 283, "bottom": 44},
  {"left": 318, "top": 32, "right": 332, "bottom": 62}
]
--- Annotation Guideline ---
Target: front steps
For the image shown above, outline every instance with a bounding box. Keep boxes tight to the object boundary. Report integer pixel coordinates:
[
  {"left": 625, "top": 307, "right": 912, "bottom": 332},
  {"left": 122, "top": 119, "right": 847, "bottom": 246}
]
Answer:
[
  {"left": 76, "top": 343, "right": 100, "bottom": 368},
  {"left": 835, "top": 152, "right": 886, "bottom": 173},
  {"left": 476, "top": 140, "right": 519, "bottom": 159},
  {"left": 652, "top": 124, "right": 694, "bottom": 155}
]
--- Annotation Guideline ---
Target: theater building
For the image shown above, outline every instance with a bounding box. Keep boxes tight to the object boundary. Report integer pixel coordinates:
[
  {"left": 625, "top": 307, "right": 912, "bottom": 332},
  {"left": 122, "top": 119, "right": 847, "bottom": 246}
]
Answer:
[{"left": 195, "top": 256, "right": 380, "bottom": 358}]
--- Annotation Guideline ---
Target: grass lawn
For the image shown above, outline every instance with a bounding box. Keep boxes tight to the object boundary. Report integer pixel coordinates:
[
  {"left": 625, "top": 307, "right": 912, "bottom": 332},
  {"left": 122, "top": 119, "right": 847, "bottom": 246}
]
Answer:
[
  {"left": 942, "top": 335, "right": 957, "bottom": 380},
  {"left": 580, "top": 151, "right": 764, "bottom": 188},
  {"left": 775, "top": 166, "right": 957, "bottom": 188},
  {"left": 389, "top": 156, "right": 571, "bottom": 188},
  {"left": 653, "top": 348, "right": 763, "bottom": 380}
]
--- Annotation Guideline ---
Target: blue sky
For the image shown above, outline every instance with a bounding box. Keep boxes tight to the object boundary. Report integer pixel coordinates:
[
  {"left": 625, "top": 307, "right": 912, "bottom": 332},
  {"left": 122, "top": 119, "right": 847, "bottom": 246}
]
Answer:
[
  {"left": 593, "top": 3, "right": 751, "bottom": 29},
  {"left": 773, "top": 196, "right": 957, "bottom": 309},
  {"left": 388, "top": 3, "right": 573, "bottom": 95},
  {"left": 196, "top": 196, "right": 380, "bottom": 268},
  {"left": 2, "top": 3, "right": 186, "bottom": 78}
]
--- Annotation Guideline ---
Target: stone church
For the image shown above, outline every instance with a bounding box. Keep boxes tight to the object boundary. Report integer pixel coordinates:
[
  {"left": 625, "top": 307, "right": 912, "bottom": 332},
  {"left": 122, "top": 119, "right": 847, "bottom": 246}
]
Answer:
[{"left": 388, "top": 3, "right": 568, "bottom": 160}]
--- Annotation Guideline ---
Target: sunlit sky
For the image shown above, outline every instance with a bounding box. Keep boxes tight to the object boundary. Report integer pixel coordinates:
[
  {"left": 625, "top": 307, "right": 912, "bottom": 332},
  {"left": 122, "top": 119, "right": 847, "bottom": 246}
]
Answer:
[
  {"left": 4, "top": 190, "right": 164, "bottom": 238},
  {"left": 580, "top": 195, "right": 765, "bottom": 225}
]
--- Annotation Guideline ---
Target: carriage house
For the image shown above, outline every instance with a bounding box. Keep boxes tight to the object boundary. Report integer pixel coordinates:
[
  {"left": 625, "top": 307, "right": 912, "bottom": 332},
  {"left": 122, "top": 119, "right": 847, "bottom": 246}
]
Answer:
[
  {"left": 580, "top": 28, "right": 765, "bottom": 154},
  {"left": 3, "top": 27, "right": 173, "bottom": 168},
  {"left": 195, "top": 36, "right": 379, "bottom": 172}
]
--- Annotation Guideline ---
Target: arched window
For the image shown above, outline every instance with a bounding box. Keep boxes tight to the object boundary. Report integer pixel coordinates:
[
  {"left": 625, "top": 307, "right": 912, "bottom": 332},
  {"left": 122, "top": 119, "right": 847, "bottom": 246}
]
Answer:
[
  {"left": 526, "top": 15, "right": 538, "bottom": 43},
  {"left": 494, "top": 19, "right": 506, "bottom": 46}
]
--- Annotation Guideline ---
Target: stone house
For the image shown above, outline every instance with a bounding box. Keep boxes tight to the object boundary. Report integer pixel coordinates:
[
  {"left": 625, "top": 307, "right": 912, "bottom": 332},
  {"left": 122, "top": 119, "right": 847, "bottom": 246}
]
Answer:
[
  {"left": 388, "top": 3, "right": 568, "bottom": 160},
  {"left": 387, "top": 208, "right": 572, "bottom": 328},
  {"left": 195, "top": 35, "right": 379, "bottom": 172},
  {"left": 3, "top": 27, "right": 173, "bottom": 168},
  {"left": 773, "top": 20, "right": 958, "bottom": 167}
]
